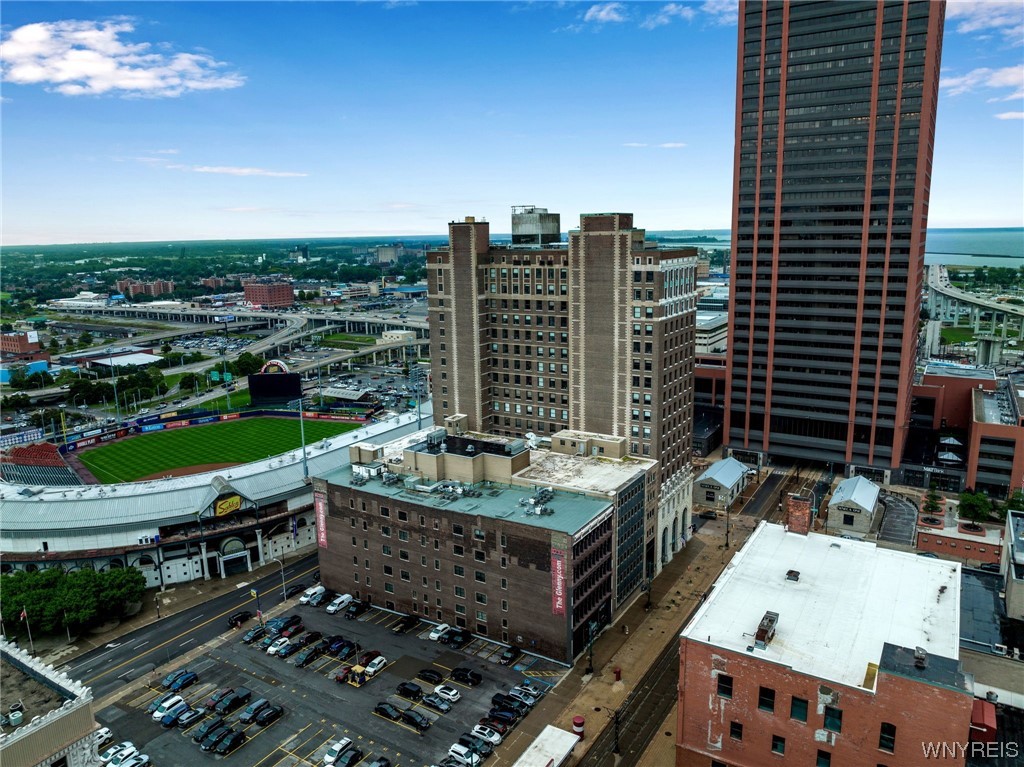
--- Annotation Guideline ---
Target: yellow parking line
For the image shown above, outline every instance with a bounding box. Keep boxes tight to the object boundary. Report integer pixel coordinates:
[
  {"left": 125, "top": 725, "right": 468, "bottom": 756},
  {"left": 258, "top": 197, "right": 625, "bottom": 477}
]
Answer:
[
  {"left": 371, "top": 711, "right": 421, "bottom": 736},
  {"left": 250, "top": 723, "right": 311, "bottom": 767}
]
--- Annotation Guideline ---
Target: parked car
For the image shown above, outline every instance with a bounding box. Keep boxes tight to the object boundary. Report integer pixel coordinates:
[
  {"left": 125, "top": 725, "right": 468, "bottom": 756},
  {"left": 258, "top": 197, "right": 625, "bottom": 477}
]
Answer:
[
  {"left": 401, "top": 708, "right": 431, "bottom": 731},
  {"left": 299, "top": 585, "right": 325, "bottom": 604},
  {"left": 395, "top": 681, "right": 423, "bottom": 701},
  {"left": 271, "top": 615, "right": 302, "bottom": 635},
  {"left": 280, "top": 622, "right": 305, "bottom": 639},
  {"left": 119, "top": 755, "right": 151, "bottom": 767},
  {"left": 358, "top": 649, "right": 382, "bottom": 667},
  {"left": 160, "top": 669, "right": 188, "bottom": 689},
  {"left": 326, "top": 594, "right": 353, "bottom": 614},
  {"left": 391, "top": 615, "right": 419, "bottom": 634},
  {"left": 513, "top": 680, "right": 547, "bottom": 699},
  {"left": 459, "top": 733, "right": 494, "bottom": 757},
  {"left": 176, "top": 708, "right": 205, "bottom": 730},
  {"left": 434, "top": 684, "right": 462, "bottom": 703},
  {"left": 267, "top": 637, "right": 291, "bottom": 655},
  {"left": 99, "top": 742, "right": 135, "bottom": 765},
  {"left": 309, "top": 589, "right": 335, "bottom": 607},
  {"left": 159, "top": 701, "right": 191, "bottom": 728},
  {"left": 333, "top": 639, "right": 356, "bottom": 659},
  {"left": 242, "top": 625, "right": 267, "bottom": 644},
  {"left": 199, "top": 725, "right": 232, "bottom": 752},
  {"left": 487, "top": 707, "right": 519, "bottom": 725},
  {"left": 170, "top": 671, "right": 198, "bottom": 692},
  {"left": 448, "top": 744, "right": 482, "bottom": 766},
  {"left": 239, "top": 698, "right": 270, "bottom": 725},
  {"left": 216, "top": 687, "right": 252, "bottom": 715},
  {"left": 365, "top": 655, "right": 388, "bottom": 676},
  {"left": 334, "top": 666, "right": 354, "bottom": 684},
  {"left": 151, "top": 694, "right": 184, "bottom": 721},
  {"left": 428, "top": 623, "right": 451, "bottom": 641},
  {"left": 145, "top": 691, "right": 175, "bottom": 715},
  {"left": 215, "top": 730, "right": 247, "bottom": 755},
  {"left": 507, "top": 688, "right": 538, "bottom": 707},
  {"left": 278, "top": 642, "right": 302, "bottom": 659},
  {"left": 284, "top": 583, "right": 306, "bottom": 599},
  {"left": 472, "top": 724, "right": 503, "bottom": 745},
  {"left": 258, "top": 634, "right": 278, "bottom": 651},
  {"left": 109, "top": 747, "right": 142, "bottom": 767},
  {"left": 228, "top": 610, "right": 252, "bottom": 628},
  {"left": 478, "top": 718, "right": 509, "bottom": 735},
  {"left": 417, "top": 668, "right": 444, "bottom": 685},
  {"left": 297, "top": 630, "right": 323, "bottom": 647},
  {"left": 93, "top": 727, "right": 114, "bottom": 747},
  {"left": 422, "top": 693, "right": 452, "bottom": 713},
  {"left": 452, "top": 668, "right": 483, "bottom": 686},
  {"left": 323, "top": 737, "right": 354, "bottom": 765},
  {"left": 296, "top": 646, "right": 322, "bottom": 667},
  {"left": 374, "top": 702, "right": 403, "bottom": 721},
  {"left": 446, "top": 629, "right": 472, "bottom": 649},
  {"left": 192, "top": 716, "right": 225, "bottom": 743},
  {"left": 335, "top": 748, "right": 364, "bottom": 767},
  {"left": 255, "top": 704, "right": 284, "bottom": 726},
  {"left": 498, "top": 645, "right": 522, "bottom": 666},
  {"left": 491, "top": 695, "right": 528, "bottom": 717},
  {"left": 344, "top": 599, "right": 369, "bottom": 619}
]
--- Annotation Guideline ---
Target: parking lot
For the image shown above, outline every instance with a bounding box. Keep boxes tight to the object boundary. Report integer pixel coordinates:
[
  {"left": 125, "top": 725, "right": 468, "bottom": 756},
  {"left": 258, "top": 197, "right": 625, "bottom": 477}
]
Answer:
[{"left": 96, "top": 601, "right": 564, "bottom": 767}]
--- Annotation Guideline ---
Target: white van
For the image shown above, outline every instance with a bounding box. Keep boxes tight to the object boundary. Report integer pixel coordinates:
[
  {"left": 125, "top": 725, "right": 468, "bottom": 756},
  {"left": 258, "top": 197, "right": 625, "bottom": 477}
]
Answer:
[
  {"left": 326, "top": 593, "right": 353, "bottom": 614},
  {"left": 299, "top": 585, "right": 325, "bottom": 605}
]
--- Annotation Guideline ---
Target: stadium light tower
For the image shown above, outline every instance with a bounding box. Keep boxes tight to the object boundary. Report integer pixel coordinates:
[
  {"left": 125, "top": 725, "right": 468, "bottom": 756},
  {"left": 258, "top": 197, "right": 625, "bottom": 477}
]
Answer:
[{"left": 288, "top": 397, "right": 309, "bottom": 479}]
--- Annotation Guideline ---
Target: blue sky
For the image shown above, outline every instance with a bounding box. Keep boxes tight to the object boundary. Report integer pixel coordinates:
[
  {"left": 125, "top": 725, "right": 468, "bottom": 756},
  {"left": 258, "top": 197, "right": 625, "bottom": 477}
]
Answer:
[{"left": 2, "top": 1, "right": 1022, "bottom": 245}]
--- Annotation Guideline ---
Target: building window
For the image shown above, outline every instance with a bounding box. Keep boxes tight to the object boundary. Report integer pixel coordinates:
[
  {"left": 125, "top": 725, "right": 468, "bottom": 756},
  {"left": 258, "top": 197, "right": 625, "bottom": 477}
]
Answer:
[
  {"left": 475, "top": 592, "right": 487, "bottom": 604},
  {"left": 381, "top": 525, "right": 391, "bottom": 537},
  {"left": 730, "top": 721, "right": 743, "bottom": 741},
  {"left": 384, "top": 582, "right": 394, "bottom": 593},
  {"left": 454, "top": 564, "right": 465, "bottom": 577},
  {"left": 453, "top": 544, "right": 464, "bottom": 557},
  {"left": 476, "top": 610, "right": 487, "bottom": 622},
  {"left": 501, "top": 578, "right": 508, "bottom": 590},
  {"left": 816, "top": 751, "right": 831, "bottom": 767},
  {"left": 475, "top": 571, "right": 486, "bottom": 583},
  {"left": 399, "top": 530, "right": 409, "bottom": 542},
  {"left": 717, "top": 674, "right": 733, "bottom": 699},
  {"left": 380, "top": 506, "right": 390, "bottom": 517},
  {"left": 758, "top": 686, "right": 775, "bottom": 713},
  {"left": 383, "top": 564, "right": 393, "bottom": 576},
  {"left": 771, "top": 735, "right": 785, "bottom": 755},
  {"left": 453, "top": 524, "right": 464, "bottom": 536},
  {"left": 879, "top": 723, "right": 896, "bottom": 753},
  {"left": 823, "top": 706, "right": 842, "bottom": 733},
  {"left": 790, "top": 697, "right": 808, "bottom": 722},
  {"left": 474, "top": 550, "right": 486, "bottom": 562},
  {"left": 501, "top": 599, "right": 508, "bottom": 612},
  {"left": 382, "top": 544, "right": 392, "bottom": 557},
  {"left": 400, "top": 570, "right": 410, "bottom": 581},
  {"left": 455, "top": 604, "right": 466, "bottom": 615}
]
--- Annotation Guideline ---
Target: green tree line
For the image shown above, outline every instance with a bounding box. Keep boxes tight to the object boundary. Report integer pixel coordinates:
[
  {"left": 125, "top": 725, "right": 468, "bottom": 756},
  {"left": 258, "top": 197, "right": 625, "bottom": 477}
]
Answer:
[{"left": 1, "top": 567, "right": 147, "bottom": 637}]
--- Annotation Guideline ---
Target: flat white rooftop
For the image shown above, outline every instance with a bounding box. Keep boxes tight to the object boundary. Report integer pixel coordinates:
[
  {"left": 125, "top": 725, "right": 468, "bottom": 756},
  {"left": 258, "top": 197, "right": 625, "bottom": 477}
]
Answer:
[
  {"left": 518, "top": 449, "right": 654, "bottom": 495},
  {"left": 682, "top": 521, "right": 962, "bottom": 690}
]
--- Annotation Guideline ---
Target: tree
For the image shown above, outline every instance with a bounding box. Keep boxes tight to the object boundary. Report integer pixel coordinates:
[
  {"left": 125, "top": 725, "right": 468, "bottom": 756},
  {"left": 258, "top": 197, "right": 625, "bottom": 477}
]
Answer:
[
  {"left": 232, "top": 351, "right": 264, "bottom": 377},
  {"left": 1009, "top": 490, "right": 1024, "bottom": 512},
  {"left": 923, "top": 486, "right": 942, "bottom": 515},
  {"left": 161, "top": 342, "right": 173, "bottom": 355},
  {"left": 96, "top": 567, "right": 146, "bottom": 616},
  {"left": 958, "top": 490, "right": 992, "bottom": 524},
  {"left": 48, "top": 337, "right": 61, "bottom": 353},
  {"left": 59, "top": 568, "right": 100, "bottom": 628},
  {"left": 78, "top": 331, "right": 93, "bottom": 347}
]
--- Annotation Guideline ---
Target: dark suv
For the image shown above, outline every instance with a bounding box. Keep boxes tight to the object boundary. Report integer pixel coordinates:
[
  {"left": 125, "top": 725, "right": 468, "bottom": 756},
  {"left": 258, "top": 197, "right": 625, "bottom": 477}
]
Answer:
[
  {"left": 395, "top": 681, "right": 423, "bottom": 701},
  {"left": 391, "top": 615, "right": 419, "bottom": 634},
  {"left": 345, "top": 600, "right": 369, "bottom": 620},
  {"left": 216, "top": 687, "right": 252, "bottom": 715},
  {"left": 227, "top": 610, "right": 252, "bottom": 628},
  {"left": 239, "top": 698, "right": 269, "bottom": 724}
]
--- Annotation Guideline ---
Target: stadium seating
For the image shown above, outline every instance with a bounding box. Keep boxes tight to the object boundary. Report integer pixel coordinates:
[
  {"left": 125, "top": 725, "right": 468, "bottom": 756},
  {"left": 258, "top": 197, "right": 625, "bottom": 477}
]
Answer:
[{"left": 0, "top": 443, "right": 83, "bottom": 486}]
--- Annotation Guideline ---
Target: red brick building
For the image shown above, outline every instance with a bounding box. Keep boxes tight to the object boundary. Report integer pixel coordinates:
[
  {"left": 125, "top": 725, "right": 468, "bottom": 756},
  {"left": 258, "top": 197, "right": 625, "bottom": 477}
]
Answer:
[
  {"left": 243, "top": 281, "right": 293, "bottom": 308},
  {"left": 677, "top": 519, "right": 975, "bottom": 767},
  {"left": 115, "top": 278, "right": 175, "bottom": 297},
  {"left": 0, "top": 331, "right": 41, "bottom": 355}
]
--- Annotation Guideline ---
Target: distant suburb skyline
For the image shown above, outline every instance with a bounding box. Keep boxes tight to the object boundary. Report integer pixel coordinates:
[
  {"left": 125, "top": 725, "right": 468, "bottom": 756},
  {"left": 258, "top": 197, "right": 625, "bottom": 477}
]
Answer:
[{"left": 2, "top": 1, "right": 1023, "bottom": 245}]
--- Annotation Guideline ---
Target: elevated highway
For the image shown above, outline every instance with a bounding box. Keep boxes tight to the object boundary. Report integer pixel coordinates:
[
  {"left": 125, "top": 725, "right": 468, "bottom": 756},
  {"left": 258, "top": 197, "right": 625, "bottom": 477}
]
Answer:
[{"left": 927, "top": 264, "right": 1024, "bottom": 334}]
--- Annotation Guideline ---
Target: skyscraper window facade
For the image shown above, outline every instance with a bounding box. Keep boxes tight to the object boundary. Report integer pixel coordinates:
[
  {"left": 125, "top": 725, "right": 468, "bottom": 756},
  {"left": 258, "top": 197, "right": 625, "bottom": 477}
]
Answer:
[{"left": 726, "top": 0, "right": 945, "bottom": 475}]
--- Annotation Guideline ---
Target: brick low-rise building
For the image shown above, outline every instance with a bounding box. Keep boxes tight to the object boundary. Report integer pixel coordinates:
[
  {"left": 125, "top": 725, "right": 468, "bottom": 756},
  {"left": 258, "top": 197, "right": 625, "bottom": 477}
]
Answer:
[
  {"left": 677, "top": 520, "right": 976, "bottom": 767},
  {"left": 243, "top": 281, "right": 294, "bottom": 308},
  {"left": 313, "top": 420, "right": 657, "bottom": 663}
]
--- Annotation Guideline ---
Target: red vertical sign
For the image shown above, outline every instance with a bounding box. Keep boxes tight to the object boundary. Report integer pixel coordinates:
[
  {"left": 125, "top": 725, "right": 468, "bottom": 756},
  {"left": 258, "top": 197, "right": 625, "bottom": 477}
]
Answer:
[
  {"left": 551, "top": 547, "right": 566, "bottom": 615},
  {"left": 314, "top": 491, "right": 328, "bottom": 548}
]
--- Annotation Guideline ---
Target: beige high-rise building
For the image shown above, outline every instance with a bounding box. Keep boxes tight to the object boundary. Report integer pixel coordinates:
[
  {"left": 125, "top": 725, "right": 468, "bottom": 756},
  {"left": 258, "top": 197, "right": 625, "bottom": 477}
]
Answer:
[{"left": 426, "top": 210, "right": 698, "bottom": 579}]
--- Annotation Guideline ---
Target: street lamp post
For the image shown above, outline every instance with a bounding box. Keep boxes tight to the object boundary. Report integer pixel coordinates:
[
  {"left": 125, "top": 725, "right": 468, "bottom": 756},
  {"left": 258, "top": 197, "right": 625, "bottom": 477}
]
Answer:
[
  {"left": 724, "top": 495, "right": 733, "bottom": 550},
  {"left": 585, "top": 619, "right": 598, "bottom": 675},
  {"left": 108, "top": 348, "right": 121, "bottom": 423},
  {"left": 288, "top": 397, "right": 309, "bottom": 478},
  {"left": 271, "top": 556, "right": 287, "bottom": 602},
  {"left": 250, "top": 588, "right": 264, "bottom": 626}
]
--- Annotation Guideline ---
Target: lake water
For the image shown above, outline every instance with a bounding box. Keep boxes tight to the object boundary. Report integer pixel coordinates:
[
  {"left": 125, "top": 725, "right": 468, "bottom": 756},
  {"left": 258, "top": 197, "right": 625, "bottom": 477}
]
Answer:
[{"left": 649, "top": 227, "right": 1024, "bottom": 267}]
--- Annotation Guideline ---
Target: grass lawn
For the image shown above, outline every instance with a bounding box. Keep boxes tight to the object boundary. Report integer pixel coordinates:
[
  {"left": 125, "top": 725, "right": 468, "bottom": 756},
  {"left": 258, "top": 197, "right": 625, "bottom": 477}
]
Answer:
[
  {"left": 78, "top": 416, "right": 360, "bottom": 483},
  {"left": 200, "top": 390, "right": 253, "bottom": 411},
  {"left": 941, "top": 326, "right": 976, "bottom": 345}
]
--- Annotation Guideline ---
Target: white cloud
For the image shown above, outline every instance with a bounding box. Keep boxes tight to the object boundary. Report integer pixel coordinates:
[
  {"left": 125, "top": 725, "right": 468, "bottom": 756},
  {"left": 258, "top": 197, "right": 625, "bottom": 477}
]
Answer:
[
  {"left": 700, "top": 0, "right": 738, "bottom": 26},
  {"left": 583, "top": 3, "right": 628, "bottom": 24},
  {"left": 623, "top": 142, "right": 648, "bottom": 147},
  {"left": 0, "top": 19, "right": 245, "bottom": 97},
  {"left": 189, "top": 166, "right": 308, "bottom": 178},
  {"left": 994, "top": 111, "right": 1024, "bottom": 119},
  {"left": 148, "top": 148, "right": 179, "bottom": 155},
  {"left": 946, "top": 1, "right": 1024, "bottom": 46},
  {"left": 641, "top": 4, "right": 695, "bottom": 30},
  {"left": 658, "top": 142, "right": 687, "bottom": 148},
  {"left": 941, "top": 63, "right": 1024, "bottom": 99}
]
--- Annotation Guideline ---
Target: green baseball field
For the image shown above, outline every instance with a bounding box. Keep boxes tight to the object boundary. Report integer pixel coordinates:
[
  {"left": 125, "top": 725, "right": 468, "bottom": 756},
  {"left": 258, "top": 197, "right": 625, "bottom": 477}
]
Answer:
[{"left": 77, "top": 417, "right": 362, "bottom": 484}]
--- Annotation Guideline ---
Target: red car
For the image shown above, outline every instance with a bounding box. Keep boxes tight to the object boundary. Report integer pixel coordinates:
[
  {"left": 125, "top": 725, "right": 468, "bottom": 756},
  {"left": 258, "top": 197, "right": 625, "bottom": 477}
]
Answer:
[
  {"left": 478, "top": 718, "right": 510, "bottom": 735},
  {"left": 358, "top": 650, "right": 381, "bottom": 667},
  {"left": 280, "top": 623, "right": 305, "bottom": 639},
  {"left": 204, "top": 688, "right": 233, "bottom": 711},
  {"left": 334, "top": 666, "right": 353, "bottom": 684}
]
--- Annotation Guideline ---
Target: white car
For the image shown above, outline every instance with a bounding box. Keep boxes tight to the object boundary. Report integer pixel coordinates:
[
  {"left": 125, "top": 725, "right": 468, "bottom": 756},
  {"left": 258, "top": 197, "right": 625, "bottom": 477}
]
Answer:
[
  {"left": 326, "top": 594, "right": 353, "bottom": 614},
  {"left": 120, "top": 756, "right": 151, "bottom": 767},
  {"left": 472, "top": 724, "right": 502, "bottom": 745},
  {"left": 323, "top": 737, "right": 353, "bottom": 765},
  {"left": 299, "top": 585, "right": 325, "bottom": 605},
  {"left": 267, "top": 637, "right": 291, "bottom": 655},
  {"left": 434, "top": 684, "right": 462, "bottom": 703},
  {"left": 109, "top": 745, "right": 141, "bottom": 767},
  {"left": 150, "top": 694, "right": 184, "bottom": 721},
  {"left": 99, "top": 742, "right": 134, "bottom": 765},
  {"left": 364, "top": 655, "right": 387, "bottom": 676},
  {"left": 508, "top": 689, "right": 537, "bottom": 707},
  {"left": 428, "top": 623, "right": 451, "bottom": 641},
  {"left": 448, "top": 743, "right": 481, "bottom": 766},
  {"left": 93, "top": 727, "right": 114, "bottom": 747}
]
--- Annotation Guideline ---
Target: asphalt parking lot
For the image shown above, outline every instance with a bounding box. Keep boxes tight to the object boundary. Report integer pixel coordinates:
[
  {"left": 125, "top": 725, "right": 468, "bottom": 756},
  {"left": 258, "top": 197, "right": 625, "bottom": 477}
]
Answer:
[{"left": 96, "top": 601, "right": 564, "bottom": 767}]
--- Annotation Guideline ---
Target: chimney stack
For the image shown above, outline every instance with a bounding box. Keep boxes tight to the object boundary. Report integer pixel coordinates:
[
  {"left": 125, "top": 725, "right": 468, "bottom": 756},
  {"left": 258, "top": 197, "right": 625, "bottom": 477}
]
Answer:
[{"left": 787, "top": 494, "right": 812, "bottom": 535}]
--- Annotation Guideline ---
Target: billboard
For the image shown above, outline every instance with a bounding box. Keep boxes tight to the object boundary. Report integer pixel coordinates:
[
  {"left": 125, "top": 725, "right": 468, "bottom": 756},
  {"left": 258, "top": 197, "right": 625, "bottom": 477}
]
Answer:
[
  {"left": 314, "top": 491, "right": 328, "bottom": 548},
  {"left": 248, "top": 372, "right": 302, "bottom": 406},
  {"left": 214, "top": 315, "right": 236, "bottom": 323},
  {"left": 214, "top": 494, "right": 242, "bottom": 517},
  {"left": 550, "top": 547, "right": 566, "bottom": 615}
]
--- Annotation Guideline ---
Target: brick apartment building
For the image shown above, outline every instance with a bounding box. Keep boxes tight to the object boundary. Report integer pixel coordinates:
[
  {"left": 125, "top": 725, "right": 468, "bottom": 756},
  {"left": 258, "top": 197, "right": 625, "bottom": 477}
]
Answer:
[
  {"left": 677, "top": 509, "right": 975, "bottom": 767},
  {"left": 313, "top": 420, "right": 658, "bottom": 663},
  {"left": 427, "top": 210, "right": 698, "bottom": 582},
  {"left": 200, "top": 276, "right": 227, "bottom": 289},
  {"left": 725, "top": 0, "right": 946, "bottom": 477},
  {"left": 1, "top": 331, "right": 42, "bottom": 356},
  {"left": 243, "top": 281, "right": 294, "bottom": 308},
  {"left": 115, "top": 278, "right": 175, "bottom": 297}
]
